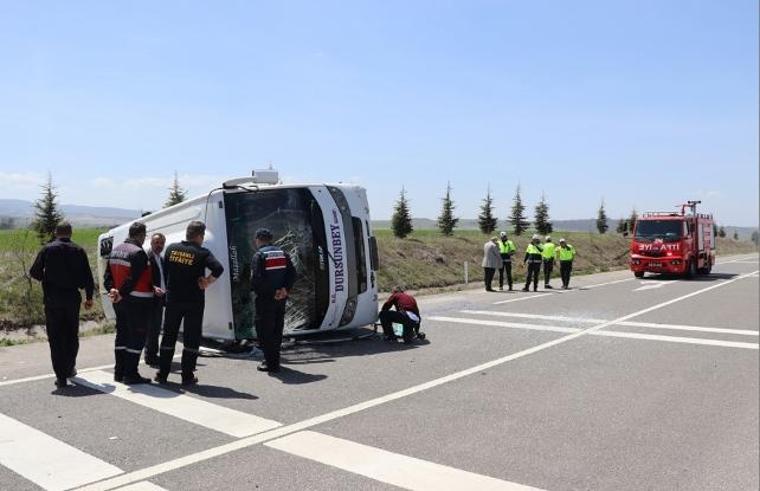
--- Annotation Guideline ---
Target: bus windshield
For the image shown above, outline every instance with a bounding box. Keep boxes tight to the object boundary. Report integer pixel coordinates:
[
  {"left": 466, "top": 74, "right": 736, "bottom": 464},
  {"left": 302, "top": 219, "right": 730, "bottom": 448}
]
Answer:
[
  {"left": 634, "top": 220, "right": 684, "bottom": 242},
  {"left": 224, "top": 188, "right": 329, "bottom": 338}
]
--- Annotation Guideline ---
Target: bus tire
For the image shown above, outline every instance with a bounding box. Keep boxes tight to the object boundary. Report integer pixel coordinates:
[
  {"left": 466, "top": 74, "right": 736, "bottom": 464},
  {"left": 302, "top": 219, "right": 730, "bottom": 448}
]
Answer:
[{"left": 634, "top": 271, "right": 644, "bottom": 279}]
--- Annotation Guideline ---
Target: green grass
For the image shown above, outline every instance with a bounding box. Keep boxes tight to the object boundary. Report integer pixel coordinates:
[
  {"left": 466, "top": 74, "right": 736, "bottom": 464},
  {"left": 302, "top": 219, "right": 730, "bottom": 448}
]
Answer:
[
  {"left": 373, "top": 228, "right": 758, "bottom": 291},
  {"left": 0, "top": 227, "right": 107, "bottom": 329}
]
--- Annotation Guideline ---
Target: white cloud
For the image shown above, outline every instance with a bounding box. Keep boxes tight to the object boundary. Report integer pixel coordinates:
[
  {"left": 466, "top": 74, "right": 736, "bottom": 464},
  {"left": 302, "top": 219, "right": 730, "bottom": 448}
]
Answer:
[{"left": 0, "top": 171, "right": 45, "bottom": 189}]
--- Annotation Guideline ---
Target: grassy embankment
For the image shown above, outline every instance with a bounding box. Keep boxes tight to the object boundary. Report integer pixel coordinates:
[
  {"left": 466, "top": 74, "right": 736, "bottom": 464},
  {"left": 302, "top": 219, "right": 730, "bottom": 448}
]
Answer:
[
  {"left": 1, "top": 227, "right": 757, "bottom": 342},
  {"left": 373, "top": 228, "right": 758, "bottom": 292}
]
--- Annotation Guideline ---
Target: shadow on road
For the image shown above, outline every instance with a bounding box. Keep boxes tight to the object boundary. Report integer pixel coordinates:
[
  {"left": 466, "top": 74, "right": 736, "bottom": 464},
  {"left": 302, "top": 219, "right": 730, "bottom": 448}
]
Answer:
[
  {"left": 182, "top": 383, "right": 258, "bottom": 400},
  {"left": 267, "top": 366, "right": 327, "bottom": 385}
]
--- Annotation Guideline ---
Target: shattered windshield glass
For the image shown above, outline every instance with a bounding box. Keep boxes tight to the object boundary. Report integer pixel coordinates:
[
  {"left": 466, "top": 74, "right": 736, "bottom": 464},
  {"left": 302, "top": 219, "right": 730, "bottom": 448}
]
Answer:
[{"left": 224, "top": 188, "right": 328, "bottom": 338}]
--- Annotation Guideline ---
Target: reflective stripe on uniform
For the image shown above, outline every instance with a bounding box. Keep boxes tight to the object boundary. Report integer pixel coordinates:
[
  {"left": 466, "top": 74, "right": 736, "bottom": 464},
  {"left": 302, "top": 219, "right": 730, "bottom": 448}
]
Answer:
[{"left": 264, "top": 251, "right": 287, "bottom": 270}]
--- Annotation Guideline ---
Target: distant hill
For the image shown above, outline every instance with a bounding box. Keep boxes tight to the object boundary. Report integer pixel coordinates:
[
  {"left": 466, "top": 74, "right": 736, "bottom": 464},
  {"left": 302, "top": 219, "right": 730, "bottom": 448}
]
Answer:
[{"left": 0, "top": 199, "right": 141, "bottom": 228}]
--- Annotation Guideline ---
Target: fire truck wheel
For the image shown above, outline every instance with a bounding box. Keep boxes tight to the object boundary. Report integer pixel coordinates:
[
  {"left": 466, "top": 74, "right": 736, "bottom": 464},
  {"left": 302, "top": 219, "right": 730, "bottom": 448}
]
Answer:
[
  {"left": 634, "top": 272, "right": 644, "bottom": 279},
  {"left": 686, "top": 260, "right": 697, "bottom": 279}
]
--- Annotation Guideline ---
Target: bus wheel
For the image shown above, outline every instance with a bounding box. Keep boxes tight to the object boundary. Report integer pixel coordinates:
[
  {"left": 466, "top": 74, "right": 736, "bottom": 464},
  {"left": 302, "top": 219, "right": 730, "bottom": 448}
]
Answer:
[
  {"left": 698, "top": 260, "right": 712, "bottom": 275},
  {"left": 634, "top": 271, "right": 644, "bottom": 279}
]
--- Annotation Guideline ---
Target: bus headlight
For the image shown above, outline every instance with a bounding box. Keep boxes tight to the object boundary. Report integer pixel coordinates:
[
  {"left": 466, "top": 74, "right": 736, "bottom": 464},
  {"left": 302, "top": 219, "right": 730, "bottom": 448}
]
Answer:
[{"left": 339, "top": 296, "right": 357, "bottom": 326}]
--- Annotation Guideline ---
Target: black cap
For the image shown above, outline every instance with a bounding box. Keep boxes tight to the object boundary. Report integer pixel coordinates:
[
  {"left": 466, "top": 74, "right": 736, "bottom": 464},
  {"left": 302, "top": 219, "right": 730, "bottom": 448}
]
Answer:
[{"left": 255, "top": 228, "right": 273, "bottom": 240}]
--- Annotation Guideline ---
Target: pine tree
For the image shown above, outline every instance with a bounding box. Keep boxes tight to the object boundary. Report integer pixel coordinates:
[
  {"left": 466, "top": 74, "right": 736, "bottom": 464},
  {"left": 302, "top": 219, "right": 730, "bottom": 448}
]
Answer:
[
  {"left": 533, "top": 193, "right": 553, "bottom": 235},
  {"left": 477, "top": 186, "right": 498, "bottom": 234},
  {"left": 616, "top": 217, "right": 628, "bottom": 234},
  {"left": 629, "top": 208, "right": 638, "bottom": 233},
  {"left": 718, "top": 226, "right": 726, "bottom": 238},
  {"left": 165, "top": 171, "right": 188, "bottom": 208},
  {"left": 437, "top": 182, "right": 459, "bottom": 236},
  {"left": 713, "top": 223, "right": 718, "bottom": 238},
  {"left": 596, "top": 199, "right": 609, "bottom": 234},
  {"left": 391, "top": 187, "right": 413, "bottom": 238},
  {"left": 31, "top": 173, "right": 64, "bottom": 244},
  {"left": 733, "top": 231, "right": 739, "bottom": 240},
  {"left": 751, "top": 230, "right": 759, "bottom": 246},
  {"left": 509, "top": 185, "right": 530, "bottom": 236}
]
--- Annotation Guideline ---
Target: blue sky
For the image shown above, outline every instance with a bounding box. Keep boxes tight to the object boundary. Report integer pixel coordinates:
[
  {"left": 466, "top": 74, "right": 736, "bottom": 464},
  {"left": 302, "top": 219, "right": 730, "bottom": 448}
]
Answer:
[{"left": 0, "top": 1, "right": 757, "bottom": 226}]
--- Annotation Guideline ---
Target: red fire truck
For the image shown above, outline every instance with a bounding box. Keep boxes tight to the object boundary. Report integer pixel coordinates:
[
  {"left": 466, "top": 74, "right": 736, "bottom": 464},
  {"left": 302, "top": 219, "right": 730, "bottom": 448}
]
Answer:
[{"left": 629, "top": 200, "right": 715, "bottom": 278}]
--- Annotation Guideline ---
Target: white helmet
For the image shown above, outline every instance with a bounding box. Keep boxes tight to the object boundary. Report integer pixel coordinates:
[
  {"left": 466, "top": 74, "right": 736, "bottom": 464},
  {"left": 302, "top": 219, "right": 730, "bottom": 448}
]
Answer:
[
  {"left": 531, "top": 234, "right": 541, "bottom": 240},
  {"left": 545, "top": 235, "right": 552, "bottom": 241}
]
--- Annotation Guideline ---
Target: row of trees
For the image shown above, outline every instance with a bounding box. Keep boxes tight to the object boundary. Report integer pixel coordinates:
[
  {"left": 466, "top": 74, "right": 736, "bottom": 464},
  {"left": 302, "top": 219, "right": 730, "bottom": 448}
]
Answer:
[
  {"left": 29, "top": 173, "right": 189, "bottom": 244},
  {"left": 390, "top": 185, "right": 748, "bottom": 241},
  {"left": 393, "top": 184, "right": 610, "bottom": 239}
]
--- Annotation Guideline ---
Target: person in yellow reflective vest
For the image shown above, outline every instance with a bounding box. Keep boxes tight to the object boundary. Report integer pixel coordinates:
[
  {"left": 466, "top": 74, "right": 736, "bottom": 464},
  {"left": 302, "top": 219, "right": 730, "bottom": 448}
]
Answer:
[
  {"left": 557, "top": 238, "right": 576, "bottom": 289},
  {"left": 522, "top": 234, "right": 543, "bottom": 292},
  {"left": 541, "top": 236, "right": 557, "bottom": 289},
  {"left": 497, "top": 231, "right": 517, "bottom": 291}
]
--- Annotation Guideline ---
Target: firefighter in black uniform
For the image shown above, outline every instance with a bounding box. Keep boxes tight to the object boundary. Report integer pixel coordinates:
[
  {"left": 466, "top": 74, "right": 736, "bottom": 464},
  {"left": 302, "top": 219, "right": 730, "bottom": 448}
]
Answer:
[
  {"left": 155, "top": 221, "right": 224, "bottom": 386},
  {"left": 30, "top": 222, "right": 95, "bottom": 389},
  {"left": 251, "top": 228, "right": 296, "bottom": 373},
  {"left": 104, "top": 221, "right": 154, "bottom": 384}
]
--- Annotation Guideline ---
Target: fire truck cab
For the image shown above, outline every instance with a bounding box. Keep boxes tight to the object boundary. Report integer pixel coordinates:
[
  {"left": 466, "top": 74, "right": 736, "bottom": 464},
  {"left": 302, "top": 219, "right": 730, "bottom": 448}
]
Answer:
[{"left": 629, "top": 201, "right": 715, "bottom": 279}]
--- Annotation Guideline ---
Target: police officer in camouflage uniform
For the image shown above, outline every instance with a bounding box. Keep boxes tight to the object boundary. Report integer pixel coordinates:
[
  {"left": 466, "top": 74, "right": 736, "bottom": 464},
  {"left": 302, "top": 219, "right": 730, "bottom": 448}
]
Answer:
[{"left": 251, "top": 228, "right": 296, "bottom": 373}]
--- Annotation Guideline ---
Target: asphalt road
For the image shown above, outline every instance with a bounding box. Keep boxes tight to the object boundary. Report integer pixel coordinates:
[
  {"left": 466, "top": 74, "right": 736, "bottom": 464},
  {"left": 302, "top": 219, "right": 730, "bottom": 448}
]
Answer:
[{"left": 1, "top": 254, "right": 758, "bottom": 491}]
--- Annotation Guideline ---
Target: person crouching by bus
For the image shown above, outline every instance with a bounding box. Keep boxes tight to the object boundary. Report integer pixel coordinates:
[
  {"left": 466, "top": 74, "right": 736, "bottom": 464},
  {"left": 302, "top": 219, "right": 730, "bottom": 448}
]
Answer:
[
  {"left": 251, "top": 228, "right": 296, "bottom": 373},
  {"left": 104, "top": 221, "right": 154, "bottom": 384},
  {"left": 155, "top": 221, "right": 224, "bottom": 386},
  {"left": 378, "top": 287, "right": 421, "bottom": 344}
]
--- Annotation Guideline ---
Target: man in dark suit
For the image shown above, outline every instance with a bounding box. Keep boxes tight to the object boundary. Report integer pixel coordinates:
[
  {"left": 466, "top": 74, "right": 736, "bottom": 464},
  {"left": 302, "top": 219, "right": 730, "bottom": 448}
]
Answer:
[{"left": 144, "top": 232, "right": 166, "bottom": 366}]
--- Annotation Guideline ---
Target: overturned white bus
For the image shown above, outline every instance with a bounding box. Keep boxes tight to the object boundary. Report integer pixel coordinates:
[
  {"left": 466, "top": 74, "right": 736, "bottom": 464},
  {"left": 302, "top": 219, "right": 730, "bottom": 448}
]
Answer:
[{"left": 97, "top": 171, "right": 380, "bottom": 341}]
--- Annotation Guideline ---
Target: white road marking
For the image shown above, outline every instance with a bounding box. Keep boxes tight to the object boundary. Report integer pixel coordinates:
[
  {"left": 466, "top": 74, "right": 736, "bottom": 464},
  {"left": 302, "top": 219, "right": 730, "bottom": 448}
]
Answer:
[
  {"left": 112, "top": 483, "right": 167, "bottom": 491},
  {"left": 430, "top": 316, "right": 758, "bottom": 350},
  {"left": 429, "top": 316, "right": 578, "bottom": 335},
  {"left": 72, "top": 370, "right": 281, "bottom": 438},
  {"left": 75, "top": 270, "right": 759, "bottom": 491},
  {"left": 0, "top": 412, "right": 123, "bottom": 491},
  {"left": 633, "top": 280, "right": 678, "bottom": 292},
  {"left": 592, "top": 330, "right": 758, "bottom": 350},
  {"left": 582, "top": 277, "right": 635, "bottom": 289},
  {"left": 460, "top": 311, "right": 758, "bottom": 336},
  {"left": 493, "top": 294, "right": 551, "bottom": 305},
  {"left": 265, "top": 431, "right": 541, "bottom": 491},
  {"left": 0, "top": 355, "right": 182, "bottom": 388}
]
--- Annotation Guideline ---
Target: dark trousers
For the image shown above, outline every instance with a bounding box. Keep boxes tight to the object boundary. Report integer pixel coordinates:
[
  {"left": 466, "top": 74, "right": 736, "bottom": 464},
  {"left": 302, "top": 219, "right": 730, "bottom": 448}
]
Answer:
[
  {"left": 124, "top": 299, "right": 151, "bottom": 377},
  {"left": 159, "top": 301, "right": 204, "bottom": 378},
  {"left": 543, "top": 260, "right": 554, "bottom": 286},
  {"left": 113, "top": 301, "right": 128, "bottom": 378},
  {"left": 255, "top": 297, "right": 287, "bottom": 368},
  {"left": 524, "top": 261, "right": 541, "bottom": 290},
  {"left": 484, "top": 267, "right": 496, "bottom": 291},
  {"left": 44, "top": 302, "right": 80, "bottom": 381},
  {"left": 379, "top": 309, "right": 419, "bottom": 340},
  {"left": 144, "top": 300, "right": 164, "bottom": 362},
  {"left": 560, "top": 260, "right": 573, "bottom": 287},
  {"left": 499, "top": 260, "right": 513, "bottom": 289}
]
